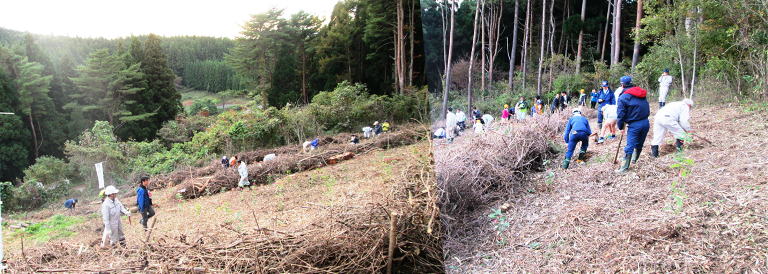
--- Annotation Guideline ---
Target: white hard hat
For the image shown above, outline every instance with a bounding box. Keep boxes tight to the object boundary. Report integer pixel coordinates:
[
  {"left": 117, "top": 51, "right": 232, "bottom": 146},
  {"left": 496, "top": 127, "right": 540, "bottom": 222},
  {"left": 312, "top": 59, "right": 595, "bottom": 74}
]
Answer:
[
  {"left": 104, "top": 185, "right": 119, "bottom": 195},
  {"left": 572, "top": 108, "right": 582, "bottom": 116}
]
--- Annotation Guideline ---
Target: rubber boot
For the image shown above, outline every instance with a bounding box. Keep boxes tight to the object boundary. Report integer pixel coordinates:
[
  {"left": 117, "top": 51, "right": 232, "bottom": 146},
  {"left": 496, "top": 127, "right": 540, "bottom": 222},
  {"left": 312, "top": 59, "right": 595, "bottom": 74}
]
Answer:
[
  {"left": 615, "top": 154, "right": 632, "bottom": 173},
  {"left": 675, "top": 139, "right": 684, "bottom": 151},
  {"left": 651, "top": 145, "right": 659, "bottom": 158},
  {"left": 631, "top": 148, "right": 641, "bottom": 164},
  {"left": 662, "top": 102, "right": 666, "bottom": 107},
  {"left": 659, "top": 102, "right": 664, "bottom": 108},
  {"left": 577, "top": 150, "right": 586, "bottom": 164},
  {"left": 562, "top": 157, "right": 571, "bottom": 169}
]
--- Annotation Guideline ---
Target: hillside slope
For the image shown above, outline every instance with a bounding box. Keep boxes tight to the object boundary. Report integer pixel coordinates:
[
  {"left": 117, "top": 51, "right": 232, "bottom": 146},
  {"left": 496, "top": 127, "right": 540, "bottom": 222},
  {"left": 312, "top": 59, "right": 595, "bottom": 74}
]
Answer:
[
  {"left": 4, "top": 139, "right": 443, "bottom": 273},
  {"left": 438, "top": 105, "right": 768, "bottom": 272}
]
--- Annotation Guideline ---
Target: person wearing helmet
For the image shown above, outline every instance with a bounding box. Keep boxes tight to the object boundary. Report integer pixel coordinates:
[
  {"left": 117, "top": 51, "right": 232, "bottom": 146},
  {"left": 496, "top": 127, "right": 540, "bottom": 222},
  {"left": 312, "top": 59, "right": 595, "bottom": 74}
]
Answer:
[
  {"left": 651, "top": 99, "right": 694, "bottom": 157},
  {"left": 615, "top": 76, "right": 651, "bottom": 173},
  {"left": 590, "top": 89, "right": 599, "bottom": 109},
  {"left": 473, "top": 119, "right": 484, "bottom": 133},
  {"left": 597, "top": 81, "right": 616, "bottom": 131},
  {"left": 64, "top": 198, "right": 78, "bottom": 210},
  {"left": 221, "top": 156, "right": 229, "bottom": 168},
  {"left": 136, "top": 176, "right": 155, "bottom": 229},
  {"left": 501, "top": 104, "right": 510, "bottom": 122},
  {"left": 562, "top": 108, "right": 592, "bottom": 169},
  {"left": 658, "top": 69, "right": 674, "bottom": 108},
  {"left": 578, "top": 89, "right": 587, "bottom": 107},
  {"left": 101, "top": 185, "right": 131, "bottom": 247}
]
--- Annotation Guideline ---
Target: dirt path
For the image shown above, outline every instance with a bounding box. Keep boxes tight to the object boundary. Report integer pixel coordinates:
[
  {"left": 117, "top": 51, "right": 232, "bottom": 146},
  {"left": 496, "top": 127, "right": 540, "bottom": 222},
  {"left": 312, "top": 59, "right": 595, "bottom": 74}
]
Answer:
[{"left": 438, "top": 105, "right": 768, "bottom": 272}]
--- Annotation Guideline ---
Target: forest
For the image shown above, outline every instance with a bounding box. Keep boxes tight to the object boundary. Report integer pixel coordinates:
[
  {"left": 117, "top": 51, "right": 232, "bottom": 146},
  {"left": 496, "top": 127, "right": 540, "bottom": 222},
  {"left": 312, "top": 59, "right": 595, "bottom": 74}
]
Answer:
[
  {"left": 422, "top": 0, "right": 768, "bottom": 117},
  {"left": 0, "top": 0, "right": 426, "bottom": 211}
]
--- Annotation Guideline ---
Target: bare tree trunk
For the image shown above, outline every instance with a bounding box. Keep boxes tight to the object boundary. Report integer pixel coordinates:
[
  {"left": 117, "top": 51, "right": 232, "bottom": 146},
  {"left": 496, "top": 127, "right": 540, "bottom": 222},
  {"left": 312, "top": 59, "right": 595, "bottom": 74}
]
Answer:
[
  {"left": 468, "top": 0, "right": 481, "bottom": 115},
  {"left": 576, "top": 0, "right": 586, "bottom": 73},
  {"left": 402, "top": 0, "right": 407, "bottom": 93},
  {"left": 631, "top": 0, "right": 643, "bottom": 72},
  {"left": 548, "top": 0, "right": 555, "bottom": 93},
  {"left": 29, "top": 113, "right": 38, "bottom": 159},
  {"left": 409, "top": 0, "right": 415, "bottom": 86},
  {"left": 558, "top": 0, "right": 567, "bottom": 54},
  {"left": 487, "top": 0, "right": 503, "bottom": 95},
  {"left": 441, "top": 0, "right": 448, "bottom": 73},
  {"left": 508, "top": 0, "right": 520, "bottom": 92},
  {"left": 481, "top": 0, "right": 486, "bottom": 99},
  {"left": 601, "top": 0, "right": 612, "bottom": 64},
  {"left": 537, "top": 0, "right": 547, "bottom": 96},
  {"left": 690, "top": 8, "right": 699, "bottom": 98},
  {"left": 302, "top": 44, "right": 308, "bottom": 104},
  {"left": 442, "top": 0, "right": 456, "bottom": 116},
  {"left": 675, "top": 38, "right": 687, "bottom": 95},
  {"left": 522, "top": 0, "right": 531, "bottom": 90},
  {"left": 394, "top": 30, "right": 400, "bottom": 95},
  {"left": 612, "top": 0, "right": 621, "bottom": 66}
]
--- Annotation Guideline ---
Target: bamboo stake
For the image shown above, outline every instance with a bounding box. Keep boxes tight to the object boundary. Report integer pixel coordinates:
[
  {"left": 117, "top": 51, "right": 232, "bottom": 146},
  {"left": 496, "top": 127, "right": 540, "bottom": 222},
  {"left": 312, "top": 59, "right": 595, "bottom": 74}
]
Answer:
[
  {"left": 387, "top": 212, "right": 399, "bottom": 274},
  {"left": 613, "top": 134, "right": 624, "bottom": 164}
]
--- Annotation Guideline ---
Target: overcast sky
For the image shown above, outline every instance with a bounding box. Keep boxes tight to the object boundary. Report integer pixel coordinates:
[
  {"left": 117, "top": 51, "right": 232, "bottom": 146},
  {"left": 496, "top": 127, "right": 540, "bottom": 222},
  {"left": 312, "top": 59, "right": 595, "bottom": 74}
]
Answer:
[{"left": 0, "top": 0, "right": 341, "bottom": 39}]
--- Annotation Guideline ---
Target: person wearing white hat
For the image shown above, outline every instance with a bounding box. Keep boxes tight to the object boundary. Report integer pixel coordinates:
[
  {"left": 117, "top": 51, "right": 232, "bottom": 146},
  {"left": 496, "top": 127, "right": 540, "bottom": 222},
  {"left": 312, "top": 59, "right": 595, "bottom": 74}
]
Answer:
[
  {"left": 101, "top": 185, "right": 131, "bottom": 247},
  {"left": 562, "top": 108, "right": 592, "bottom": 169},
  {"left": 651, "top": 98, "right": 694, "bottom": 157}
]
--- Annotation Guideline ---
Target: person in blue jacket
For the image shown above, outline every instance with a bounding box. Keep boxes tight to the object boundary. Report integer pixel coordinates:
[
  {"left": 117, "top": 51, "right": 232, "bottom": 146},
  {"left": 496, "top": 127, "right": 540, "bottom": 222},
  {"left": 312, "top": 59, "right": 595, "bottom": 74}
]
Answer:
[
  {"left": 64, "top": 198, "right": 78, "bottom": 210},
  {"left": 615, "top": 76, "right": 651, "bottom": 173},
  {"left": 562, "top": 108, "right": 592, "bottom": 169},
  {"left": 136, "top": 176, "right": 155, "bottom": 229},
  {"left": 596, "top": 81, "right": 615, "bottom": 130},
  {"left": 590, "top": 89, "right": 599, "bottom": 109}
]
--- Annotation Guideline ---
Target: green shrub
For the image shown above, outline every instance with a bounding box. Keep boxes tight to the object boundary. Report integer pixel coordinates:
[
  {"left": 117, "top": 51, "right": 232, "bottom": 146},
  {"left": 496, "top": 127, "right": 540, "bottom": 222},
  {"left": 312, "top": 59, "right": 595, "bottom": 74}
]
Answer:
[{"left": 23, "top": 156, "right": 71, "bottom": 186}]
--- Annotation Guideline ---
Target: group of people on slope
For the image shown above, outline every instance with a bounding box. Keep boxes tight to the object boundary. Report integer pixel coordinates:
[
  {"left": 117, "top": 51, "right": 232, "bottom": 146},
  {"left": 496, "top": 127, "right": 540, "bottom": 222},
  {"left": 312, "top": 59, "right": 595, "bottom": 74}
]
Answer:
[
  {"left": 561, "top": 71, "right": 694, "bottom": 174},
  {"left": 362, "top": 120, "right": 390, "bottom": 138}
]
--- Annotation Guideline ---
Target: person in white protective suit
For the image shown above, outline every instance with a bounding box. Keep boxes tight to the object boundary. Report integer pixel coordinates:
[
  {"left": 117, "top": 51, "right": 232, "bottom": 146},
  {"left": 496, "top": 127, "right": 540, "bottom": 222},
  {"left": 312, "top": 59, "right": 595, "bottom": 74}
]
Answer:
[
  {"left": 473, "top": 119, "right": 484, "bottom": 133},
  {"left": 651, "top": 98, "right": 694, "bottom": 157},
  {"left": 445, "top": 107, "right": 457, "bottom": 142},
  {"left": 658, "top": 69, "right": 674, "bottom": 108},
  {"left": 101, "top": 185, "right": 131, "bottom": 247}
]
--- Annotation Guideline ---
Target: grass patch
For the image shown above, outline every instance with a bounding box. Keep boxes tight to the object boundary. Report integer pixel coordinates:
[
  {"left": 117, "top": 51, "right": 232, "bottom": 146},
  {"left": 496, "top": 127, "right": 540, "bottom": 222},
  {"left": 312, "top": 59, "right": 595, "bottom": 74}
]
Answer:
[{"left": 10, "top": 214, "right": 84, "bottom": 243}]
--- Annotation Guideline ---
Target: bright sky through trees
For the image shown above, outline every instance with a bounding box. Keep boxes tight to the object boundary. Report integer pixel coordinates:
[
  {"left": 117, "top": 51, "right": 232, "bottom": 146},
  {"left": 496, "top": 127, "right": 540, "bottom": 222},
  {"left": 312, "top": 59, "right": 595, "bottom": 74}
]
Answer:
[{"left": 0, "top": 0, "right": 340, "bottom": 38}]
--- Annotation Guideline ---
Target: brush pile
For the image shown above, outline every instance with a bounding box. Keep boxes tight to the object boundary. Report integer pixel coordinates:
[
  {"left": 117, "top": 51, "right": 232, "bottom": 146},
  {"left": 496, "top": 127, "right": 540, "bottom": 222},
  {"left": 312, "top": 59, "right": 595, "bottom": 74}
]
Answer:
[
  {"left": 149, "top": 128, "right": 425, "bottom": 200},
  {"left": 8, "top": 141, "right": 443, "bottom": 273},
  {"left": 435, "top": 114, "right": 567, "bottom": 219}
]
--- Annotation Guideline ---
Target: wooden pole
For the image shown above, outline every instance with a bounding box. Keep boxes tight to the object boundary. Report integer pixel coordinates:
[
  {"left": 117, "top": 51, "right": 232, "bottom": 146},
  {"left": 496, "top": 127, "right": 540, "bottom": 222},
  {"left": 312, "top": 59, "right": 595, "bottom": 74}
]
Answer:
[
  {"left": 613, "top": 134, "right": 624, "bottom": 164},
  {"left": 387, "top": 212, "right": 399, "bottom": 274}
]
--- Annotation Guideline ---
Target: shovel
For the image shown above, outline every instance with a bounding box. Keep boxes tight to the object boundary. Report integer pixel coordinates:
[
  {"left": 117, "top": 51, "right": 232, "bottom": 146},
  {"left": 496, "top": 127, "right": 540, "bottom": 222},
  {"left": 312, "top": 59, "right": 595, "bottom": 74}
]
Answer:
[
  {"left": 613, "top": 134, "right": 624, "bottom": 165},
  {"left": 691, "top": 133, "right": 712, "bottom": 145}
]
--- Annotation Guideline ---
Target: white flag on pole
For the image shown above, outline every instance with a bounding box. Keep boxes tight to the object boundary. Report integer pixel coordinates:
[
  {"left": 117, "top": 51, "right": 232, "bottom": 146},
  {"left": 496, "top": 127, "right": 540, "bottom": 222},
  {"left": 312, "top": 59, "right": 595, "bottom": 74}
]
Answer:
[{"left": 95, "top": 162, "right": 105, "bottom": 189}]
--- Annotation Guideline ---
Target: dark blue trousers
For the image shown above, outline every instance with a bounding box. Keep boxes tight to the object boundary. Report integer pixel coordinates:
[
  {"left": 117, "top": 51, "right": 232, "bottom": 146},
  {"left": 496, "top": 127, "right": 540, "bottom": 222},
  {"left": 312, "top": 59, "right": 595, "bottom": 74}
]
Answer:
[
  {"left": 624, "top": 119, "right": 650, "bottom": 155},
  {"left": 565, "top": 131, "right": 590, "bottom": 159}
]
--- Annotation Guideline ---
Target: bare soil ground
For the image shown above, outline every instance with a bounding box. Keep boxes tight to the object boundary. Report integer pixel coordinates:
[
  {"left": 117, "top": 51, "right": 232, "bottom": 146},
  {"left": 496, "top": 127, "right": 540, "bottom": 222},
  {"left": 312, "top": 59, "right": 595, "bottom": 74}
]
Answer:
[
  {"left": 4, "top": 137, "right": 443, "bottom": 273},
  {"left": 437, "top": 104, "right": 768, "bottom": 272}
]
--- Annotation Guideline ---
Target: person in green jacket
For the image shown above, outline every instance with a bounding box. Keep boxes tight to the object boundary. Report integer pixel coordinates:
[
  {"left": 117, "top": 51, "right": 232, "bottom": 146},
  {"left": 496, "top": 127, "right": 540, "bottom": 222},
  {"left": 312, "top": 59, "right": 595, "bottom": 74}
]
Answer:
[{"left": 515, "top": 96, "right": 528, "bottom": 121}]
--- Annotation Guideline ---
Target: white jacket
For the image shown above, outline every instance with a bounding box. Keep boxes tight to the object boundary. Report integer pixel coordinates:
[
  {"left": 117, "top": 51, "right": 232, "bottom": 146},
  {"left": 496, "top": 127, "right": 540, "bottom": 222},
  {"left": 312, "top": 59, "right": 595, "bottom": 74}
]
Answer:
[
  {"left": 239, "top": 163, "right": 249, "bottom": 184},
  {"left": 473, "top": 122, "right": 484, "bottom": 133},
  {"left": 655, "top": 101, "right": 691, "bottom": 131},
  {"left": 658, "top": 75, "right": 673, "bottom": 87},
  {"left": 446, "top": 112, "right": 457, "bottom": 127},
  {"left": 457, "top": 111, "right": 466, "bottom": 122},
  {"left": 101, "top": 197, "right": 130, "bottom": 245},
  {"left": 482, "top": 114, "right": 494, "bottom": 125}
]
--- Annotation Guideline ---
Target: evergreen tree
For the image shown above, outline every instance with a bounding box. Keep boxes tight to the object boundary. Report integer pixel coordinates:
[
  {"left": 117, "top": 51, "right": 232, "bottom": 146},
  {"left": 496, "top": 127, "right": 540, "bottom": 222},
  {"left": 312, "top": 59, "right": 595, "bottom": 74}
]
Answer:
[
  {"left": 0, "top": 69, "right": 31, "bottom": 182},
  {"left": 124, "top": 33, "right": 181, "bottom": 141},
  {"left": 68, "top": 49, "right": 145, "bottom": 127},
  {"left": 14, "top": 56, "right": 53, "bottom": 159}
]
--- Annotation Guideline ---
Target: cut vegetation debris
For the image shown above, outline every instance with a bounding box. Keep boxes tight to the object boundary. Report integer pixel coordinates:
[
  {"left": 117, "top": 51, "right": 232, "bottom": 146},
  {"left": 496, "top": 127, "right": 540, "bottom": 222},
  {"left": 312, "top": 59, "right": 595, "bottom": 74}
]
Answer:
[
  {"left": 4, "top": 135, "right": 444, "bottom": 273},
  {"left": 437, "top": 105, "right": 768, "bottom": 272}
]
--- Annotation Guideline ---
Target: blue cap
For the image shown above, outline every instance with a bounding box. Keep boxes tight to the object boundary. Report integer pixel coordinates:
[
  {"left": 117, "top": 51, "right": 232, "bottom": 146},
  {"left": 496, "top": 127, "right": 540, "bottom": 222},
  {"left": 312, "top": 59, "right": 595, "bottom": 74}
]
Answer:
[
  {"left": 620, "top": 76, "right": 632, "bottom": 86},
  {"left": 664, "top": 69, "right": 669, "bottom": 73},
  {"left": 601, "top": 81, "right": 608, "bottom": 87}
]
